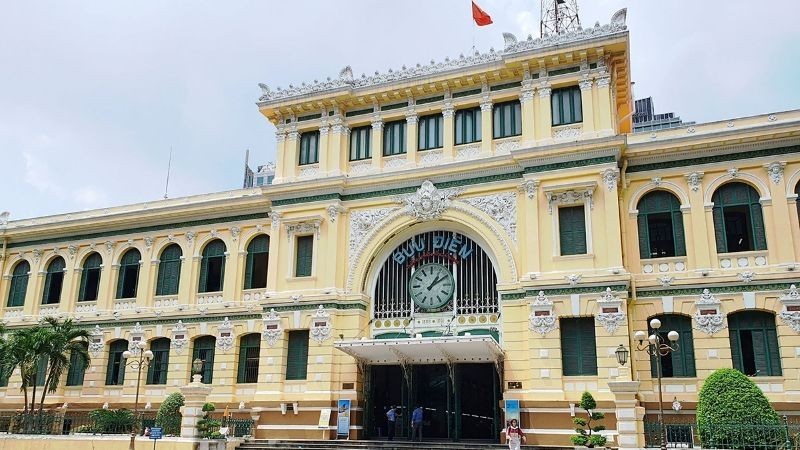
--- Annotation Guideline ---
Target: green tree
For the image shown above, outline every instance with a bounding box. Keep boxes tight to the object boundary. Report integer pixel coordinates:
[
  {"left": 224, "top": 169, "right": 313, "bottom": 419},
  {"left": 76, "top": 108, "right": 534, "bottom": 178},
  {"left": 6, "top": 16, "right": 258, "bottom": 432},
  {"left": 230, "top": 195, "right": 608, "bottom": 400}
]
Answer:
[
  {"left": 697, "top": 368, "right": 783, "bottom": 448},
  {"left": 156, "top": 392, "right": 185, "bottom": 435},
  {"left": 8, "top": 326, "right": 52, "bottom": 414},
  {"left": 36, "top": 318, "right": 90, "bottom": 414},
  {"left": 570, "top": 391, "right": 607, "bottom": 448}
]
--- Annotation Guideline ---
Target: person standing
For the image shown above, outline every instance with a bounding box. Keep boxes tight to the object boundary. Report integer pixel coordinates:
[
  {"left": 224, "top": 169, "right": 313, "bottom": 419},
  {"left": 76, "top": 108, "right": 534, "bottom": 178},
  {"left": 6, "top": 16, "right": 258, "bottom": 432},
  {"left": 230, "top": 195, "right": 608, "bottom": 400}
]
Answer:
[
  {"left": 505, "top": 418, "right": 526, "bottom": 450},
  {"left": 386, "top": 405, "right": 397, "bottom": 441},
  {"left": 411, "top": 405, "right": 424, "bottom": 442}
]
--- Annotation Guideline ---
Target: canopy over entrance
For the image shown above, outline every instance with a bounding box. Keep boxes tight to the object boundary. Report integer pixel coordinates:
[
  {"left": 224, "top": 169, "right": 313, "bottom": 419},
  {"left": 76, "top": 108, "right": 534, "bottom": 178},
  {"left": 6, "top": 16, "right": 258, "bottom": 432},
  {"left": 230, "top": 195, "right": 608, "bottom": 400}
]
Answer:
[{"left": 334, "top": 335, "right": 503, "bottom": 365}]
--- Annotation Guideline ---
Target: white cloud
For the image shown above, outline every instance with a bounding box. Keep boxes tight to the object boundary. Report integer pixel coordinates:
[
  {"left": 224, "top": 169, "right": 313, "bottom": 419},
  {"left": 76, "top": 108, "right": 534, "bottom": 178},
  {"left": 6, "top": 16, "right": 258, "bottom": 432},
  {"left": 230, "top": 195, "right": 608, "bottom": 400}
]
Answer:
[
  {"left": 22, "top": 150, "right": 60, "bottom": 195},
  {"left": 72, "top": 186, "right": 108, "bottom": 210},
  {"left": 515, "top": 11, "right": 535, "bottom": 38}
]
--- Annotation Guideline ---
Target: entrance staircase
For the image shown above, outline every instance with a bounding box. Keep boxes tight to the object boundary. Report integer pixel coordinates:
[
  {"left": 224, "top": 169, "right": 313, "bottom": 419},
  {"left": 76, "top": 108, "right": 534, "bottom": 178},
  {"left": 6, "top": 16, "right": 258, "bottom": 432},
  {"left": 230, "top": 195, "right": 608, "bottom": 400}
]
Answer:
[{"left": 237, "top": 440, "right": 571, "bottom": 450}]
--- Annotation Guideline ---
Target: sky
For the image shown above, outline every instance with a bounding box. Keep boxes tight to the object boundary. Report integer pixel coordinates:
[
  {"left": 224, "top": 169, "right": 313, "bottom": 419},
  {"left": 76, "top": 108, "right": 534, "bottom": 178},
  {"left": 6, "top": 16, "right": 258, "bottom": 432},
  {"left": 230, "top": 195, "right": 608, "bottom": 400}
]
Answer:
[{"left": 1, "top": 0, "right": 798, "bottom": 220}]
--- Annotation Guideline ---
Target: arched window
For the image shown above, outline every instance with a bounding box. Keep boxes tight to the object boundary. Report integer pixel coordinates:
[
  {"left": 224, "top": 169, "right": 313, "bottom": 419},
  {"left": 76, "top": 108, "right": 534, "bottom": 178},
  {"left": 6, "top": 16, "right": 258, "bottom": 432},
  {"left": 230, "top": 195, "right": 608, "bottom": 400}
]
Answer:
[
  {"left": 42, "top": 257, "right": 66, "bottom": 305},
  {"left": 6, "top": 260, "right": 30, "bottom": 307},
  {"left": 106, "top": 340, "right": 128, "bottom": 385},
  {"left": 78, "top": 253, "right": 102, "bottom": 302},
  {"left": 637, "top": 191, "right": 686, "bottom": 259},
  {"left": 156, "top": 244, "right": 182, "bottom": 296},
  {"left": 65, "top": 342, "right": 89, "bottom": 387},
  {"left": 648, "top": 314, "right": 696, "bottom": 378},
  {"left": 116, "top": 249, "right": 141, "bottom": 299},
  {"left": 237, "top": 333, "right": 261, "bottom": 384},
  {"left": 711, "top": 183, "right": 766, "bottom": 253},
  {"left": 244, "top": 235, "right": 269, "bottom": 290},
  {"left": 192, "top": 336, "right": 216, "bottom": 384},
  {"left": 198, "top": 240, "right": 226, "bottom": 293},
  {"left": 146, "top": 338, "right": 171, "bottom": 385},
  {"left": 729, "top": 311, "right": 781, "bottom": 377}
]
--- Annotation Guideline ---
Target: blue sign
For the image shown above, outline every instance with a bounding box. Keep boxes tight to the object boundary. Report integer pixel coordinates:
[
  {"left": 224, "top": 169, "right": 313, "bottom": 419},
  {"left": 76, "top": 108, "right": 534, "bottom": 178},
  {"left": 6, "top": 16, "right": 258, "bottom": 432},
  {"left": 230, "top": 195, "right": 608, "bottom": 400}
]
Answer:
[
  {"left": 392, "top": 233, "right": 474, "bottom": 265},
  {"left": 150, "top": 427, "right": 163, "bottom": 440},
  {"left": 505, "top": 399, "right": 520, "bottom": 427},
  {"left": 337, "top": 399, "right": 351, "bottom": 438}
]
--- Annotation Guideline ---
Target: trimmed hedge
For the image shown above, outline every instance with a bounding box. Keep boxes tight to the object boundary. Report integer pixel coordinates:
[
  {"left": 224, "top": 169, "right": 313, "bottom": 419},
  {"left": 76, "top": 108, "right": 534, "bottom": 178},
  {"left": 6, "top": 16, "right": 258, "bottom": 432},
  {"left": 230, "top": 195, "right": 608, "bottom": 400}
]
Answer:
[
  {"left": 697, "top": 368, "right": 782, "bottom": 448},
  {"left": 156, "top": 392, "right": 184, "bottom": 436}
]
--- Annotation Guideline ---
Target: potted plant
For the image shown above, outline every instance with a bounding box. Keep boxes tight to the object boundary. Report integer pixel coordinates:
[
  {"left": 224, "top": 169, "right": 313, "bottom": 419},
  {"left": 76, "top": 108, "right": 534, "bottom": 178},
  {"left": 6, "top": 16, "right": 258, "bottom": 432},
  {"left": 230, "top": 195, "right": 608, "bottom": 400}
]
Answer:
[
  {"left": 197, "top": 402, "right": 224, "bottom": 450},
  {"left": 571, "top": 391, "right": 607, "bottom": 449}
]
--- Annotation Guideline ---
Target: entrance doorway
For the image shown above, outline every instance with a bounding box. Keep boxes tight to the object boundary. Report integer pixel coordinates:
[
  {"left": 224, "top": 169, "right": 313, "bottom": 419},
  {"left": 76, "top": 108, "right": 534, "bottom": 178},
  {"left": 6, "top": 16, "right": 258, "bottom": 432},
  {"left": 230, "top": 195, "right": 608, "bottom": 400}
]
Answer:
[{"left": 366, "top": 363, "right": 499, "bottom": 441}]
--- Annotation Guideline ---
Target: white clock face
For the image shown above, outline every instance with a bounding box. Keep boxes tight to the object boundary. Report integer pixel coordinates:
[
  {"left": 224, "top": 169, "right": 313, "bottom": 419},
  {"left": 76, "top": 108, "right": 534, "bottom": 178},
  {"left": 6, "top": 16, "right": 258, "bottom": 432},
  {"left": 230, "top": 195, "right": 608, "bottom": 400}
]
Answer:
[{"left": 409, "top": 263, "right": 454, "bottom": 310}]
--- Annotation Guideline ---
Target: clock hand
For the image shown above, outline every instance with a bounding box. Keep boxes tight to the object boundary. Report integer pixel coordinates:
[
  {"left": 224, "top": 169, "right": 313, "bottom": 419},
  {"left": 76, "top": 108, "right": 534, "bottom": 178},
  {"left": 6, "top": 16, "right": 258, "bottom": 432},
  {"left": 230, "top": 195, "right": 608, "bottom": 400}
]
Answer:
[{"left": 427, "top": 275, "right": 446, "bottom": 291}]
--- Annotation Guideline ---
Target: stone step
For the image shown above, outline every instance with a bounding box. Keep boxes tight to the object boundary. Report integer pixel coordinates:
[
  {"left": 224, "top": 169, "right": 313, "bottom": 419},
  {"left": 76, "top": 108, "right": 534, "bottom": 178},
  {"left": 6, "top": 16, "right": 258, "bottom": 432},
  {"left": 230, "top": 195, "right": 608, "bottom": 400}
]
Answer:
[{"left": 236, "top": 440, "right": 566, "bottom": 450}]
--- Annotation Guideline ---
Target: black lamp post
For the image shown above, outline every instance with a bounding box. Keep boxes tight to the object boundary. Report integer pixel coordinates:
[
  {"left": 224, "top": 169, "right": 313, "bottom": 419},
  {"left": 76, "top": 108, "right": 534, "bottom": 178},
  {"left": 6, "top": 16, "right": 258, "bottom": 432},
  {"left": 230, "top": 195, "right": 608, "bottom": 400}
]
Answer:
[
  {"left": 634, "top": 318, "right": 679, "bottom": 450},
  {"left": 122, "top": 342, "right": 154, "bottom": 450}
]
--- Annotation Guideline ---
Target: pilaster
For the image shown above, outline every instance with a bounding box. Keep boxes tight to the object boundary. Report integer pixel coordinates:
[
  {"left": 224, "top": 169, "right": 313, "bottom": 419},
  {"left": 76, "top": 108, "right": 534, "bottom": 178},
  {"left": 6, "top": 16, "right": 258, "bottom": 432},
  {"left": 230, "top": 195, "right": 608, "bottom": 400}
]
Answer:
[
  {"left": 274, "top": 126, "right": 288, "bottom": 182},
  {"left": 405, "top": 107, "right": 418, "bottom": 165},
  {"left": 520, "top": 69, "right": 536, "bottom": 143},
  {"left": 607, "top": 381, "right": 645, "bottom": 449},
  {"left": 480, "top": 91, "right": 493, "bottom": 154},
  {"left": 442, "top": 95, "right": 455, "bottom": 160},
  {"left": 285, "top": 125, "right": 300, "bottom": 180},
  {"left": 764, "top": 162, "right": 794, "bottom": 263},
  {"left": 579, "top": 77, "right": 596, "bottom": 134},
  {"left": 317, "top": 122, "right": 331, "bottom": 176},
  {"left": 535, "top": 83, "right": 552, "bottom": 141},
  {"left": 329, "top": 112, "right": 346, "bottom": 175},
  {"left": 595, "top": 75, "right": 614, "bottom": 133},
  {"left": 370, "top": 115, "right": 383, "bottom": 170}
]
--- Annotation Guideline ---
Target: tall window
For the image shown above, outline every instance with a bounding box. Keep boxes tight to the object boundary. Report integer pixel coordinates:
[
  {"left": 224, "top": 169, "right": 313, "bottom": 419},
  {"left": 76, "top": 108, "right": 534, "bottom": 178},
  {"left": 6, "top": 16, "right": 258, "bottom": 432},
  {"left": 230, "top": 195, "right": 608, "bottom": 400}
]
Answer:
[
  {"left": 299, "top": 131, "right": 320, "bottom": 165},
  {"left": 560, "top": 317, "right": 597, "bottom": 376},
  {"left": 492, "top": 100, "right": 522, "bottom": 139},
  {"left": 711, "top": 183, "right": 767, "bottom": 253},
  {"left": 78, "top": 253, "right": 102, "bottom": 302},
  {"left": 729, "top": 311, "right": 781, "bottom": 377},
  {"left": 455, "top": 107, "right": 482, "bottom": 145},
  {"left": 383, "top": 120, "right": 406, "bottom": 156},
  {"left": 418, "top": 114, "right": 443, "bottom": 150},
  {"left": 559, "top": 205, "right": 587, "bottom": 256},
  {"left": 156, "top": 244, "right": 182, "bottom": 296},
  {"left": 192, "top": 336, "right": 216, "bottom": 384},
  {"left": 648, "top": 315, "right": 696, "bottom": 378},
  {"left": 106, "top": 340, "right": 128, "bottom": 386},
  {"left": 35, "top": 356, "right": 48, "bottom": 386},
  {"left": 286, "top": 330, "right": 309, "bottom": 380},
  {"left": 795, "top": 181, "right": 800, "bottom": 223},
  {"left": 65, "top": 342, "right": 89, "bottom": 387},
  {"left": 198, "top": 240, "right": 226, "bottom": 293},
  {"left": 147, "top": 338, "right": 170, "bottom": 385},
  {"left": 349, "top": 126, "right": 372, "bottom": 161},
  {"left": 295, "top": 235, "right": 314, "bottom": 277},
  {"left": 552, "top": 86, "right": 583, "bottom": 126},
  {"left": 6, "top": 260, "right": 30, "bottom": 307},
  {"left": 637, "top": 191, "right": 686, "bottom": 259},
  {"left": 116, "top": 249, "right": 141, "bottom": 299},
  {"left": 42, "top": 257, "right": 66, "bottom": 305},
  {"left": 244, "top": 235, "right": 269, "bottom": 290},
  {"left": 237, "top": 333, "right": 261, "bottom": 384}
]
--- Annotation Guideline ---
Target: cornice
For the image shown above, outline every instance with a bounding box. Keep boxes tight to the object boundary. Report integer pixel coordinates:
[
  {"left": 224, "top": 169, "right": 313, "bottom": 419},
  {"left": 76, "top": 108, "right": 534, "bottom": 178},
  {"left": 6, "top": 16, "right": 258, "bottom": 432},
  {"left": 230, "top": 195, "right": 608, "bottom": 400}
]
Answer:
[
  {"left": 627, "top": 142, "right": 800, "bottom": 174},
  {"left": 635, "top": 281, "right": 796, "bottom": 299}
]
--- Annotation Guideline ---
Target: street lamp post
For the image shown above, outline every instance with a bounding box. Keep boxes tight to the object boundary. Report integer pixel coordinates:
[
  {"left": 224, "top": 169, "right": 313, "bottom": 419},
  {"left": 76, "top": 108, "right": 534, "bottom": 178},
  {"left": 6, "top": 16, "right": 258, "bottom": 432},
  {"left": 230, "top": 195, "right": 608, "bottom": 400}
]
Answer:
[
  {"left": 122, "top": 342, "right": 154, "bottom": 450},
  {"left": 634, "top": 318, "right": 679, "bottom": 450}
]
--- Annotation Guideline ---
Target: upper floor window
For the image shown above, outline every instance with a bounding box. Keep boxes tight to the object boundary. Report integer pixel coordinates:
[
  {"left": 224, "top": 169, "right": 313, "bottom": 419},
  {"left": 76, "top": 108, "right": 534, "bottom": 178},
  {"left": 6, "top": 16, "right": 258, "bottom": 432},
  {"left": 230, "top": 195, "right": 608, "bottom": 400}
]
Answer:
[
  {"left": 199, "top": 239, "right": 226, "bottom": 293},
  {"left": 711, "top": 183, "right": 766, "bottom": 253},
  {"left": 147, "top": 338, "right": 171, "bottom": 385},
  {"left": 78, "top": 253, "right": 102, "bottom": 302},
  {"left": 648, "top": 314, "right": 696, "bottom": 378},
  {"left": 349, "top": 126, "right": 372, "bottom": 161},
  {"left": 383, "top": 120, "right": 406, "bottom": 156},
  {"left": 237, "top": 333, "right": 261, "bottom": 384},
  {"left": 560, "top": 317, "right": 597, "bottom": 376},
  {"left": 295, "top": 235, "right": 314, "bottom": 277},
  {"left": 492, "top": 100, "right": 522, "bottom": 139},
  {"left": 106, "top": 339, "right": 128, "bottom": 386},
  {"left": 192, "top": 336, "right": 216, "bottom": 384},
  {"left": 156, "top": 244, "right": 182, "bottom": 296},
  {"left": 299, "top": 131, "right": 320, "bottom": 166},
  {"left": 116, "top": 249, "right": 141, "bottom": 299},
  {"left": 455, "top": 107, "right": 482, "bottom": 145},
  {"left": 729, "top": 311, "right": 781, "bottom": 377},
  {"left": 552, "top": 86, "right": 583, "bottom": 126},
  {"left": 7, "top": 260, "right": 30, "bottom": 308},
  {"left": 558, "top": 205, "right": 587, "bottom": 256},
  {"left": 42, "top": 257, "right": 66, "bottom": 305},
  {"left": 244, "top": 235, "right": 269, "bottom": 290},
  {"left": 418, "top": 114, "right": 443, "bottom": 151},
  {"left": 637, "top": 191, "right": 686, "bottom": 259}
]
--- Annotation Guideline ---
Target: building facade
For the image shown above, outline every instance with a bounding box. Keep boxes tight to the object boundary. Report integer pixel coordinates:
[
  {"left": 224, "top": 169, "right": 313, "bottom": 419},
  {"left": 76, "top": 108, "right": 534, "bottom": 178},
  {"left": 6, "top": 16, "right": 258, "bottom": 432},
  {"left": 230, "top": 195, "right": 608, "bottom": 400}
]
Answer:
[{"left": 1, "top": 8, "right": 800, "bottom": 448}]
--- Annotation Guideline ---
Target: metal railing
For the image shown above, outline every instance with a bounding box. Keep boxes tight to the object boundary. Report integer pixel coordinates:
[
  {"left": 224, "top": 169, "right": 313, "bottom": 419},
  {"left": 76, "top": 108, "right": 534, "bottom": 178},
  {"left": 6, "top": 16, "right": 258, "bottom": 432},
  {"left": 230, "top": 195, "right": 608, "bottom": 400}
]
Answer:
[
  {"left": 216, "top": 417, "right": 254, "bottom": 438},
  {"left": 644, "top": 416, "right": 800, "bottom": 450},
  {"left": 0, "top": 411, "right": 156, "bottom": 435}
]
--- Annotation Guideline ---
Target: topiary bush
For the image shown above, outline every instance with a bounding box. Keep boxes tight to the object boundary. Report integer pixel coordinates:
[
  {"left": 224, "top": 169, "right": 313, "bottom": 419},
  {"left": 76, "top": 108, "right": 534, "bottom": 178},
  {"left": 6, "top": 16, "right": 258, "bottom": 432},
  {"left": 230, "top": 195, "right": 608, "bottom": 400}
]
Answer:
[
  {"left": 570, "top": 391, "right": 607, "bottom": 448},
  {"left": 197, "top": 402, "right": 222, "bottom": 439},
  {"left": 697, "top": 368, "right": 783, "bottom": 448},
  {"left": 156, "top": 392, "right": 184, "bottom": 436}
]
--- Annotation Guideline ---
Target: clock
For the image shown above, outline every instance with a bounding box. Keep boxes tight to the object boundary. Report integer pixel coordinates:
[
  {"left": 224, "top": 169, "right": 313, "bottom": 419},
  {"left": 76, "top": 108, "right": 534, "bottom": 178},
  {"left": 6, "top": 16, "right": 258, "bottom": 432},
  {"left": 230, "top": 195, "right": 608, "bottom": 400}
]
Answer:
[{"left": 409, "top": 263, "right": 454, "bottom": 311}]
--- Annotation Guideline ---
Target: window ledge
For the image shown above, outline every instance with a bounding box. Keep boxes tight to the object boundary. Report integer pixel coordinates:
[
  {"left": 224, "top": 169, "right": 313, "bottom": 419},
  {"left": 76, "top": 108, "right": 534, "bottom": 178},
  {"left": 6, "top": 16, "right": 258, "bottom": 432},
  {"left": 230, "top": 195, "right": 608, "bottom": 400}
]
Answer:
[
  {"left": 553, "top": 253, "right": 595, "bottom": 261},
  {"left": 640, "top": 256, "right": 686, "bottom": 263},
  {"left": 287, "top": 276, "right": 316, "bottom": 282}
]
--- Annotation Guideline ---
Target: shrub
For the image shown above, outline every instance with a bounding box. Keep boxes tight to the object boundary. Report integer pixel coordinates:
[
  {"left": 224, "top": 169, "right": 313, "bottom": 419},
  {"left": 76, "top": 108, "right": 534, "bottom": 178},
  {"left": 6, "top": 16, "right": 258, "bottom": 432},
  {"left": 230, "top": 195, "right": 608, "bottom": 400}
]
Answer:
[
  {"left": 697, "top": 368, "right": 782, "bottom": 448},
  {"left": 570, "top": 391, "right": 607, "bottom": 448},
  {"left": 156, "top": 392, "right": 184, "bottom": 436},
  {"left": 88, "top": 408, "right": 134, "bottom": 434},
  {"left": 197, "top": 402, "right": 222, "bottom": 439}
]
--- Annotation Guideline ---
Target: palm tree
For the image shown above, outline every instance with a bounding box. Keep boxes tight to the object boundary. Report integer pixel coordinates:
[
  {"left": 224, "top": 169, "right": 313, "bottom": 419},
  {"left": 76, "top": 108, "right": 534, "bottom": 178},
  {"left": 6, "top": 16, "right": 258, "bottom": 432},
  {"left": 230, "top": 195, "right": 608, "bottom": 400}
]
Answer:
[
  {"left": 8, "top": 326, "right": 51, "bottom": 414},
  {"left": 36, "top": 318, "right": 90, "bottom": 414}
]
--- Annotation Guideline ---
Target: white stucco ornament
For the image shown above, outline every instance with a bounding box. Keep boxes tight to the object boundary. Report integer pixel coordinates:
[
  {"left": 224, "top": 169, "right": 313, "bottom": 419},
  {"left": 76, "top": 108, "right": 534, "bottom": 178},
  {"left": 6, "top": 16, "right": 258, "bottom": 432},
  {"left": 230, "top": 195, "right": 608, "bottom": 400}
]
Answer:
[
  {"left": 310, "top": 305, "right": 332, "bottom": 344},
  {"left": 216, "top": 317, "right": 235, "bottom": 352},
  {"left": 779, "top": 284, "right": 800, "bottom": 333},
  {"left": 693, "top": 289, "right": 726, "bottom": 335},
  {"left": 172, "top": 320, "right": 188, "bottom": 354},
  {"left": 398, "top": 180, "right": 462, "bottom": 221},
  {"left": 461, "top": 192, "right": 517, "bottom": 242},
  {"left": 89, "top": 325, "right": 104, "bottom": 356},
  {"left": 528, "top": 291, "right": 557, "bottom": 336},
  {"left": 595, "top": 288, "right": 626, "bottom": 334},
  {"left": 262, "top": 308, "right": 282, "bottom": 347}
]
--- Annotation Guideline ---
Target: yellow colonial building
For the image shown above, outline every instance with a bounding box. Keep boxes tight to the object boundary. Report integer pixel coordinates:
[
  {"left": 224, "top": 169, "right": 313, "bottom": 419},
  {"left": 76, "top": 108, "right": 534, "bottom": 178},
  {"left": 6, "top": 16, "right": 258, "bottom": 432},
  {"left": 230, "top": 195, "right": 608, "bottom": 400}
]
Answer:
[{"left": 1, "top": 7, "right": 799, "bottom": 448}]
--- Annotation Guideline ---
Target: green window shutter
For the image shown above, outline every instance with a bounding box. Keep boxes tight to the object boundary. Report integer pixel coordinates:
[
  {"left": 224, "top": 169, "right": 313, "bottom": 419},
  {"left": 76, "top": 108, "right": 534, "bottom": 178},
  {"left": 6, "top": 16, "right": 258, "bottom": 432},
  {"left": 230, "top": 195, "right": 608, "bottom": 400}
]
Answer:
[
  {"left": 146, "top": 338, "right": 170, "bottom": 385},
  {"left": 66, "top": 343, "right": 89, "bottom": 387},
  {"left": 198, "top": 256, "right": 209, "bottom": 292},
  {"left": 106, "top": 340, "right": 127, "bottom": 385},
  {"left": 729, "top": 328, "right": 744, "bottom": 374},
  {"left": 244, "top": 251, "right": 255, "bottom": 289},
  {"left": 637, "top": 214, "right": 650, "bottom": 259},
  {"left": 192, "top": 336, "right": 216, "bottom": 384},
  {"left": 672, "top": 210, "right": 687, "bottom": 257},
  {"left": 711, "top": 204, "right": 727, "bottom": 253},
  {"left": 295, "top": 236, "right": 314, "bottom": 277},
  {"left": 578, "top": 318, "right": 597, "bottom": 375},
  {"left": 552, "top": 86, "right": 583, "bottom": 126},
  {"left": 765, "top": 327, "right": 781, "bottom": 376},
  {"left": 648, "top": 315, "right": 696, "bottom": 378},
  {"left": 237, "top": 334, "right": 261, "bottom": 383},
  {"left": 559, "top": 206, "right": 587, "bottom": 255},
  {"left": 244, "top": 235, "right": 269, "bottom": 289},
  {"left": 35, "top": 356, "right": 48, "bottom": 386},
  {"left": 7, "top": 261, "right": 30, "bottom": 307},
  {"left": 750, "top": 202, "right": 767, "bottom": 250},
  {"left": 286, "top": 330, "right": 309, "bottom": 380},
  {"left": 560, "top": 319, "right": 581, "bottom": 376},
  {"left": 751, "top": 330, "right": 769, "bottom": 376},
  {"left": 157, "top": 245, "right": 182, "bottom": 296}
]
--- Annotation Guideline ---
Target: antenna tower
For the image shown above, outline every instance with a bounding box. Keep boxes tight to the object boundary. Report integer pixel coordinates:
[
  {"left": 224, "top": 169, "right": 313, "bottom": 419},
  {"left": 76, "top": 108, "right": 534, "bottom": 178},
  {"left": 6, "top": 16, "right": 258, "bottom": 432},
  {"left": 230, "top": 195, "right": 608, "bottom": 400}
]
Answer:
[{"left": 540, "top": 0, "right": 581, "bottom": 37}]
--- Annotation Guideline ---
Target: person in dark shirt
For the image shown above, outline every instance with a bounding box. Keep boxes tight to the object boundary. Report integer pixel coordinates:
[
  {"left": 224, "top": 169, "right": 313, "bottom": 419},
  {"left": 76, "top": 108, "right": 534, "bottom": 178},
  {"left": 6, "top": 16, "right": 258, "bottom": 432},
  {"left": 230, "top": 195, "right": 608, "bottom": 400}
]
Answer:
[
  {"left": 411, "top": 405, "right": 423, "bottom": 442},
  {"left": 386, "top": 405, "right": 397, "bottom": 441}
]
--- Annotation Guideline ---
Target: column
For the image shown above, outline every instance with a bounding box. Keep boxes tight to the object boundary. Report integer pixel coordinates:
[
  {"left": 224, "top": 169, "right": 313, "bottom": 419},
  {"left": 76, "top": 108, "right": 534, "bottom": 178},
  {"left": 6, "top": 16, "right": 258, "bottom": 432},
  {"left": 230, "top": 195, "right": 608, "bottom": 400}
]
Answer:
[
  {"left": 222, "top": 244, "right": 239, "bottom": 302},
  {"left": 371, "top": 114, "right": 383, "bottom": 170},
  {"left": 595, "top": 75, "right": 614, "bottom": 134},
  {"left": 602, "top": 169, "right": 624, "bottom": 268},
  {"left": 480, "top": 95, "right": 492, "bottom": 154},
  {"left": 24, "top": 268, "right": 44, "bottom": 316},
  {"left": 317, "top": 122, "right": 331, "bottom": 175},
  {"left": 265, "top": 218, "right": 281, "bottom": 293},
  {"left": 405, "top": 108, "right": 418, "bottom": 165},
  {"left": 284, "top": 126, "right": 300, "bottom": 180},
  {"left": 520, "top": 76, "right": 535, "bottom": 143},
  {"left": 329, "top": 113, "right": 345, "bottom": 175},
  {"left": 765, "top": 163, "right": 795, "bottom": 264},
  {"left": 685, "top": 173, "right": 713, "bottom": 269},
  {"left": 579, "top": 78, "right": 596, "bottom": 135},
  {"left": 534, "top": 83, "right": 552, "bottom": 141},
  {"left": 179, "top": 378, "right": 212, "bottom": 438},
  {"left": 519, "top": 179, "right": 541, "bottom": 275},
  {"left": 442, "top": 96, "right": 455, "bottom": 160},
  {"left": 273, "top": 127, "right": 288, "bottom": 183},
  {"left": 607, "top": 381, "right": 646, "bottom": 449}
]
